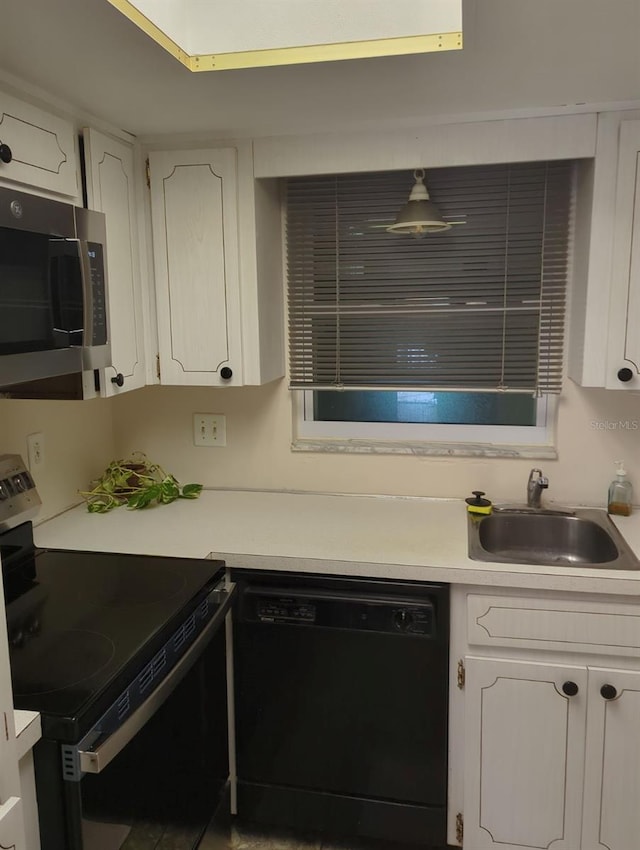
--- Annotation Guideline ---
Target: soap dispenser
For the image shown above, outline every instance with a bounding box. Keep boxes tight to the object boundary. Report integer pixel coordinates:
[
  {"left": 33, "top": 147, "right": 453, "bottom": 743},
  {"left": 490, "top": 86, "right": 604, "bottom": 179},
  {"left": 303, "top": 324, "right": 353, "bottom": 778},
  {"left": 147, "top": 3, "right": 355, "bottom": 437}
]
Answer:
[{"left": 607, "top": 461, "right": 633, "bottom": 517}]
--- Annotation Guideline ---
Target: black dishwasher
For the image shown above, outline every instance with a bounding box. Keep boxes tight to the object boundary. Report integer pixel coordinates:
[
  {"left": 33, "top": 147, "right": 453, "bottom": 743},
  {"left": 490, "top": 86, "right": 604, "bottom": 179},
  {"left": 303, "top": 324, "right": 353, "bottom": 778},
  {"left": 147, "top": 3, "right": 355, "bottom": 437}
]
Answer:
[{"left": 232, "top": 570, "right": 449, "bottom": 847}]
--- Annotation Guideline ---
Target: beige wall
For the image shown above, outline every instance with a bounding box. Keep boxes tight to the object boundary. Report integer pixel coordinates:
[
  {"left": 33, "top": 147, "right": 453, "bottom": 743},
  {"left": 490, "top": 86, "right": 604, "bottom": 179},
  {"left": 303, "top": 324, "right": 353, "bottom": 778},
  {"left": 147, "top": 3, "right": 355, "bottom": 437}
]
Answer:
[
  {"left": 0, "top": 398, "right": 116, "bottom": 520},
  {"left": 0, "top": 373, "right": 636, "bottom": 520},
  {"left": 111, "top": 378, "right": 640, "bottom": 509}
]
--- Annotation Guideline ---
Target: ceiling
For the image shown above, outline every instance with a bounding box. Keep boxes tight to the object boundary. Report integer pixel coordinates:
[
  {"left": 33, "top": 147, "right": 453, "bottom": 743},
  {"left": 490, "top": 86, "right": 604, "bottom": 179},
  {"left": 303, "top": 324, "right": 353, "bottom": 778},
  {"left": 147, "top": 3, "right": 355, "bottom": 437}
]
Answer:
[{"left": 0, "top": 0, "right": 639, "bottom": 139}]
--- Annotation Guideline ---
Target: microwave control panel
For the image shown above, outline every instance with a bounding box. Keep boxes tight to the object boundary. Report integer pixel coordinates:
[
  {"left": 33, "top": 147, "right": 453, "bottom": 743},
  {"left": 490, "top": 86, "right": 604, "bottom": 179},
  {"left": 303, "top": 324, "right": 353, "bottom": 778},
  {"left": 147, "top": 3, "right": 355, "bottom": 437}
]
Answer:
[{"left": 87, "top": 241, "right": 107, "bottom": 346}]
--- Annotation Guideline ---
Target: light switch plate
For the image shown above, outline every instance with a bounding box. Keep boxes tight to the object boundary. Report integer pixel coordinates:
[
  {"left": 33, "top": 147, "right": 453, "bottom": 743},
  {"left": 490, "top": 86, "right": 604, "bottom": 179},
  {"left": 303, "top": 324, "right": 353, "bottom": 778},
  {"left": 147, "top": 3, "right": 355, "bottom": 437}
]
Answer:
[{"left": 193, "top": 413, "right": 226, "bottom": 446}]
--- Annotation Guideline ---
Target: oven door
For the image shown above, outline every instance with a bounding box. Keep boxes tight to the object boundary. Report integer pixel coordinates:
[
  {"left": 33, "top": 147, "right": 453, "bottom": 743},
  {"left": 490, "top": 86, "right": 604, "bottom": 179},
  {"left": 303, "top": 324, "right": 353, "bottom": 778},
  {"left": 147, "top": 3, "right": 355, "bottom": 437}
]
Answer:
[{"left": 34, "top": 581, "right": 235, "bottom": 850}]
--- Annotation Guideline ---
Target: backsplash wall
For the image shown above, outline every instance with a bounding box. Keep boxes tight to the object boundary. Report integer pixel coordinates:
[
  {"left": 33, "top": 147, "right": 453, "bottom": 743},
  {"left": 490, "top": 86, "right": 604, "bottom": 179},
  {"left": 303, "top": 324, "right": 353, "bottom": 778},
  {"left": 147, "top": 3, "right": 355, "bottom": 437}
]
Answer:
[
  {"left": 111, "top": 379, "right": 640, "bottom": 508},
  {"left": 0, "top": 377, "right": 636, "bottom": 518},
  {"left": 0, "top": 398, "right": 116, "bottom": 520}
]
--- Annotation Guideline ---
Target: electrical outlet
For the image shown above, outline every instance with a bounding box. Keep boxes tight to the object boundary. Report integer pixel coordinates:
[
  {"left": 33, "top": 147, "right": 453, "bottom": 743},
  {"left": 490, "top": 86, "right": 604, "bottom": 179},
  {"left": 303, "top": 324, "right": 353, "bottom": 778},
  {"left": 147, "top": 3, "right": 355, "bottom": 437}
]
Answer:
[
  {"left": 193, "top": 413, "right": 226, "bottom": 447},
  {"left": 27, "top": 432, "right": 45, "bottom": 470}
]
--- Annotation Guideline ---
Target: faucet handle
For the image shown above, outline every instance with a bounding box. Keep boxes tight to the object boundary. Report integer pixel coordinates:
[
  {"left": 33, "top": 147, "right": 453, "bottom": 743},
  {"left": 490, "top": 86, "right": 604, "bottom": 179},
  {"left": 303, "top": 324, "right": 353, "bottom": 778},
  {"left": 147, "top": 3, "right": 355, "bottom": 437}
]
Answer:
[
  {"left": 528, "top": 468, "right": 548, "bottom": 487},
  {"left": 527, "top": 468, "right": 549, "bottom": 508}
]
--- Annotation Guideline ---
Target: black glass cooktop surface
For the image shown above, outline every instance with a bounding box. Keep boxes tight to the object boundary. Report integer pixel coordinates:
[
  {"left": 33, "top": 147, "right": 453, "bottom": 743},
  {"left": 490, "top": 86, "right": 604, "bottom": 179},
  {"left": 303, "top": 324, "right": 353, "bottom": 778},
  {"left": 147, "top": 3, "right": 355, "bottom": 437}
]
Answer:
[{"left": 4, "top": 532, "right": 223, "bottom": 741}]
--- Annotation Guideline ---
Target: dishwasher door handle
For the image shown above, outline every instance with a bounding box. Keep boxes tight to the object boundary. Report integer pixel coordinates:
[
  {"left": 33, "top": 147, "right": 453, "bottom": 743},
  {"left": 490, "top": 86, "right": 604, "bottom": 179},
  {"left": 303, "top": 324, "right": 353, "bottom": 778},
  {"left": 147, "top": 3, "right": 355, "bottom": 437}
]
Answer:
[{"left": 78, "top": 582, "right": 235, "bottom": 775}]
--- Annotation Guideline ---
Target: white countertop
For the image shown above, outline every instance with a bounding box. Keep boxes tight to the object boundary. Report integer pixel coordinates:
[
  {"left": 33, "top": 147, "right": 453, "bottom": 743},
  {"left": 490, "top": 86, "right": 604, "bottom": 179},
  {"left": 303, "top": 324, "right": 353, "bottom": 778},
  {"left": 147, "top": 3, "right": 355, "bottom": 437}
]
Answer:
[{"left": 33, "top": 489, "right": 640, "bottom": 597}]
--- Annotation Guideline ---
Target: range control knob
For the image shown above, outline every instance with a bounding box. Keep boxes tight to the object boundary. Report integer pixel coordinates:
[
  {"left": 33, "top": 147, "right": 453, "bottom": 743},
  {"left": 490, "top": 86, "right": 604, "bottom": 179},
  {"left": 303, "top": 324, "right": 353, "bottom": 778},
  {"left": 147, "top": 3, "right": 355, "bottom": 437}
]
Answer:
[{"left": 11, "top": 474, "right": 28, "bottom": 493}]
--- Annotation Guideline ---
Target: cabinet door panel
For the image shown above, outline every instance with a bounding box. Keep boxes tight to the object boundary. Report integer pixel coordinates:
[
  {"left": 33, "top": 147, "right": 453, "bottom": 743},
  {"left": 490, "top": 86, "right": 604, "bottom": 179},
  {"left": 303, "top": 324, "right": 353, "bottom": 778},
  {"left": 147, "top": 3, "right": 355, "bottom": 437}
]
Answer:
[
  {"left": 464, "top": 656, "right": 586, "bottom": 850},
  {"left": 583, "top": 667, "right": 640, "bottom": 850},
  {"left": 606, "top": 119, "right": 640, "bottom": 388},
  {"left": 621, "top": 150, "right": 640, "bottom": 375},
  {"left": 150, "top": 149, "right": 242, "bottom": 386},
  {"left": 0, "top": 91, "right": 78, "bottom": 198},
  {"left": 84, "top": 129, "right": 146, "bottom": 395}
]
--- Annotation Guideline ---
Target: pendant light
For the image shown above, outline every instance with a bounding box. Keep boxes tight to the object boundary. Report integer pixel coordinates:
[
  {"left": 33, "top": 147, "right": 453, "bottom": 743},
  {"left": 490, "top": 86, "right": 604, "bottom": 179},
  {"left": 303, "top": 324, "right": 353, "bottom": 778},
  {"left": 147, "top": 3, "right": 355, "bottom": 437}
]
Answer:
[{"left": 387, "top": 169, "right": 451, "bottom": 237}]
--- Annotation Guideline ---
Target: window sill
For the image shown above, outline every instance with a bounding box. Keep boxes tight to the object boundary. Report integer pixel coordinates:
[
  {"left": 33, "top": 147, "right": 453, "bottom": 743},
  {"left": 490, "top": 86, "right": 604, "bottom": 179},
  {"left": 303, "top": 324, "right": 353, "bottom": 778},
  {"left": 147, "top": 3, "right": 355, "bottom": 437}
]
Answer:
[{"left": 291, "top": 438, "right": 558, "bottom": 460}]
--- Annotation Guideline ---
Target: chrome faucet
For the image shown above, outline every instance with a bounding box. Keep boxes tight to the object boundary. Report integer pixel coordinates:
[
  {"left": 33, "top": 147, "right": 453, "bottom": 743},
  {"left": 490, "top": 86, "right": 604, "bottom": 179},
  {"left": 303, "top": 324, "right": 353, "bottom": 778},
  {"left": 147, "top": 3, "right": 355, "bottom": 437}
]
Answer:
[{"left": 527, "top": 468, "right": 549, "bottom": 508}]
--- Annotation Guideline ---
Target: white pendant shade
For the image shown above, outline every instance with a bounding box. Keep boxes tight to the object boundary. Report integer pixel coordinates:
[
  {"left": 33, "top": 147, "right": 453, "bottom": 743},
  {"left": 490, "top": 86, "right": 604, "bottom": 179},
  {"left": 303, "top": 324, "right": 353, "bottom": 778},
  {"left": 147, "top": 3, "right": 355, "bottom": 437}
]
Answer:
[{"left": 387, "top": 170, "right": 452, "bottom": 236}]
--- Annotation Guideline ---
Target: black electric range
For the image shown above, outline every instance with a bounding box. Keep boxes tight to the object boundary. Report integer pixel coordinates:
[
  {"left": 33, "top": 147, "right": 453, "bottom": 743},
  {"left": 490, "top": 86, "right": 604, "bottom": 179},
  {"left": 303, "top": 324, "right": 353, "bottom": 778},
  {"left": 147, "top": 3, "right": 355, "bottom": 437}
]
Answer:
[
  {"left": 0, "top": 455, "right": 234, "bottom": 850},
  {"left": 3, "top": 520, "right": 226, "bottom": 743}
]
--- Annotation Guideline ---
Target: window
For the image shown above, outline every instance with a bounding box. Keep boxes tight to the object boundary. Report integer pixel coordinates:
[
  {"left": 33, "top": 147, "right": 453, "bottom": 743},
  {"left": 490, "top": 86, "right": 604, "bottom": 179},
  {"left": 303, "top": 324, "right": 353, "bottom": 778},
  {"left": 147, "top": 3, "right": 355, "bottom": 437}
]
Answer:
[{"left": 286, "top": 162, "right": 574, "bottom": 454}]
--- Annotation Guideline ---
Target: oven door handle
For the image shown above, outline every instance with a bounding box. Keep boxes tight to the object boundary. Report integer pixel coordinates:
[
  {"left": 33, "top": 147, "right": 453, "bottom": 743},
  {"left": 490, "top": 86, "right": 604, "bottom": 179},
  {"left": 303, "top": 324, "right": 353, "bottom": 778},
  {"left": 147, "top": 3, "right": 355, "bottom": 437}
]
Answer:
[{"left": 78, "top": 581, "right": 236, "bottom": 775}]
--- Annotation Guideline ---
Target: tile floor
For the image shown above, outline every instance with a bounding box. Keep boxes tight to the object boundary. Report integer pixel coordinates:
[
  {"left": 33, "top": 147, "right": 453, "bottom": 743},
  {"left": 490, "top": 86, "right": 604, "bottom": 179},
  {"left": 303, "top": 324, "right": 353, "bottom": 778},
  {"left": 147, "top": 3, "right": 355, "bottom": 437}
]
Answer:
[
  {"left": 198, "top": 817, "right": 450, "bottom": 850},
  {"left": 115, "top": 816, "right": 449, "bottom": 850},
  {"left": 112, "top": 794, "right": 449, "bottom": 850}
]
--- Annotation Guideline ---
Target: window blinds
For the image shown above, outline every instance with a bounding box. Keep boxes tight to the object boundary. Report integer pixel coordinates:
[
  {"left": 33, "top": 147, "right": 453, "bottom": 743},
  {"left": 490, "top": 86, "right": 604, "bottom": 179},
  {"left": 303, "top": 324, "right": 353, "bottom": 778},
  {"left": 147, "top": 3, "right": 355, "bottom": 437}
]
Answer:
[{"left": 286, "top": 161, "right": 573, "bottom": 394}]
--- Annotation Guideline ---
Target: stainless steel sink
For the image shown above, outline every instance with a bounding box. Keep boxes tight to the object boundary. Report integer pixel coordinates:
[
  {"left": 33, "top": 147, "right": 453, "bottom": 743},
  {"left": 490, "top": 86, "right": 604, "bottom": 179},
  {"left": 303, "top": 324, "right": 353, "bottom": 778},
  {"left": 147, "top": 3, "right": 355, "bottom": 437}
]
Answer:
[{"left": 468, "top": 507, "right": 640, "bottom": 569}]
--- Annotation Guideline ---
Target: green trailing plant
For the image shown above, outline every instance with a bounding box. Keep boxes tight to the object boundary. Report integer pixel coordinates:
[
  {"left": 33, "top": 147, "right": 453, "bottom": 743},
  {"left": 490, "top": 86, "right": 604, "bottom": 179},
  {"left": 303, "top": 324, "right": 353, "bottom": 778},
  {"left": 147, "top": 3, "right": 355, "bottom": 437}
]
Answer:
[{"left": 80, "top": 452, "right": 203, "bottom": 513}]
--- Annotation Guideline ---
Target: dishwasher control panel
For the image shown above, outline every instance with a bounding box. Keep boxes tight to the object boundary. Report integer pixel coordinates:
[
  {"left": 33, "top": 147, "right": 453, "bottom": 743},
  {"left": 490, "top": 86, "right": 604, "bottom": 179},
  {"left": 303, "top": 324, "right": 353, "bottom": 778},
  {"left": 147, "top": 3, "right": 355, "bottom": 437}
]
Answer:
[
  {"left": 246, "top": 589, "right": 436, "bottom": 637},
  {"left": 256, "top": 598, "right": 316, "bottom": 623}
]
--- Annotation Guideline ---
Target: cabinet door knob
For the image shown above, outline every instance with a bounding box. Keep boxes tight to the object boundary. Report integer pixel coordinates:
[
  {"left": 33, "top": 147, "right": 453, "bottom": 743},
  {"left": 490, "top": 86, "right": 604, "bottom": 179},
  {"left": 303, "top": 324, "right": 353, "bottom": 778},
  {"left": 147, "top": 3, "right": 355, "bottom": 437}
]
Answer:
[
  {"left": 562, "top": 681, "right": 579, "bottom": 697},
  {"left": 220, "top": 366, "right": 233, "bottom": 380},
  {"left": 111, "top": 373, "right": 125, "bottom": 387},
  {"left": 617, "top": 367, "right": 634, "bottom": 383},
  {"left": 600, "top": 684, "right": 618, "bottom": 700},
  {"left": 0, "top": 142, "right": 12, "bottom": 164}
]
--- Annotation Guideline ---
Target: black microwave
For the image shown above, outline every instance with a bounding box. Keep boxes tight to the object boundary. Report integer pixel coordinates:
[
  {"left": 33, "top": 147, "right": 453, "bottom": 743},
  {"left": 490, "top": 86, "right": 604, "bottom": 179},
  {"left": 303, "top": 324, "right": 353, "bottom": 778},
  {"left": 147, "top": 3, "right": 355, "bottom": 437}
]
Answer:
[{"left": 0, "top": 186, "right": 111, "bottom": 388}]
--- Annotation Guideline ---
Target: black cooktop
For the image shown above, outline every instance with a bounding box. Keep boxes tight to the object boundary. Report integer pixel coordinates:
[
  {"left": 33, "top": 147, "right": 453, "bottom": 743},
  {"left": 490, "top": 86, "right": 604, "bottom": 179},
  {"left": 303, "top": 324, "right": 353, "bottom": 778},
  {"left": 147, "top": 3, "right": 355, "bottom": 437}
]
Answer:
[{"left": 2, "top": 523, "right": 224, "bottom": 742}]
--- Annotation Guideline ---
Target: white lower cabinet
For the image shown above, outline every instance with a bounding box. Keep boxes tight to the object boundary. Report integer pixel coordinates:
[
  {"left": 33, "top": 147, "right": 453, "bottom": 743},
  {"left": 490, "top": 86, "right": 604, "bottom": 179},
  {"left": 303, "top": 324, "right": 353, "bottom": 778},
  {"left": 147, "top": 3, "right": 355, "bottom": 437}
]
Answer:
[
  {"left": 0, "top": 576, "right": 25, "bottom": 849},
  {"left": 463, "top": 656, "right": 586, "bottom": 850},
  {"left": 0, "top": 797, "right": 25, "bottom": 850},
  {"left": 582, "top": 667, "right": 640, "bottom": 850},
  {"left": 455, "top": 589, "right": 640, "bottom": 850}
]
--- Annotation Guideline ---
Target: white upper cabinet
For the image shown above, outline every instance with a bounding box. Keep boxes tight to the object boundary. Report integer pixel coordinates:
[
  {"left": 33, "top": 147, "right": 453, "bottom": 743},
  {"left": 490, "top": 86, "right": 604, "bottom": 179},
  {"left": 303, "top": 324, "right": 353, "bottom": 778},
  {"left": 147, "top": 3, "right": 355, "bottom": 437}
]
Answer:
[
  {"left": 149, "top": 148, "right": 242, "bottom": 386},
  {"left": 568, "top": 110, "right": 640, "bottom": 389},
  {"left": 0, "top": 89, "right": 78, "bottom": 198},
  {"left": 605, "top": 119, "right": 640, "bottom": 390},
  {"left": 84, "top": 128, "right": 147, "bottom": 395},
  {"left": 148, "top": 145, "right": 284, "bottom": 387}
]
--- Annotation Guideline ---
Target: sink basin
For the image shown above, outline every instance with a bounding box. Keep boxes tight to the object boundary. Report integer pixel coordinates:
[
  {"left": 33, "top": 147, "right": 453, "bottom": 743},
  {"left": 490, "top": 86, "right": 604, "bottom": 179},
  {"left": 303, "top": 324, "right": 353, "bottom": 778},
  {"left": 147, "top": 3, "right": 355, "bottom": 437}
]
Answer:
[{"left": 468, "top": 508, "right": 640, "bottom": 569}]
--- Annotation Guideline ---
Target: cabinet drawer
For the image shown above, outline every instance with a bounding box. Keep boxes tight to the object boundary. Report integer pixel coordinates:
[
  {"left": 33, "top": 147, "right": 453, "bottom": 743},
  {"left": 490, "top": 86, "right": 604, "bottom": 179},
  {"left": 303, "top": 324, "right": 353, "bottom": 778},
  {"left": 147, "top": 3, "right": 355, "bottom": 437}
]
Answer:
[
  {"left": 0, "top": 91, "right": 78, "bottom": 197},
  {"left": 467, "top": 594, "right": 640, "bottom": 656}
]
